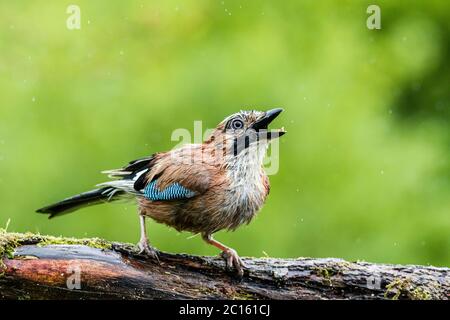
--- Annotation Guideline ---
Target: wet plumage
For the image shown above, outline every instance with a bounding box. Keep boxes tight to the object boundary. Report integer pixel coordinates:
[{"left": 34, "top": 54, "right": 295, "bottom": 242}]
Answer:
[{"left": 37, "top": 109, "right": 285, "bottom": 275}]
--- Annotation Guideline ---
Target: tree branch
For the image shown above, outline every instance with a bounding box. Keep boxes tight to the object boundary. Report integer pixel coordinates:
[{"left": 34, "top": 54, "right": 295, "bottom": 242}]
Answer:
[{"left": 0, "top": 231, "right": 448, "bottom": 300}]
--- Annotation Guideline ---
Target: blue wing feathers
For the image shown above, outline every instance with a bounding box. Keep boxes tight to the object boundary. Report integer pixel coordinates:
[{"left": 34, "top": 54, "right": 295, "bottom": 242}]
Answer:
[{"left": 143, "top": 180, "right": 196, "bottom": 201}]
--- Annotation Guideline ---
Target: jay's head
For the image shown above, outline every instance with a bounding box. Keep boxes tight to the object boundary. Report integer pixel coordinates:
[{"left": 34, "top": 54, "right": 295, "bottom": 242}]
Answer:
[{"left": 206, "top": 108, "right": 285, "bottom": 160}]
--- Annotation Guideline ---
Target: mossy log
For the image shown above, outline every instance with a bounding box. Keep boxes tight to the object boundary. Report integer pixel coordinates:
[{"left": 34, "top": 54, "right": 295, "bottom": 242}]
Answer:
[{"left": 0, "top": 231, "right": 449, "bottom": 300}]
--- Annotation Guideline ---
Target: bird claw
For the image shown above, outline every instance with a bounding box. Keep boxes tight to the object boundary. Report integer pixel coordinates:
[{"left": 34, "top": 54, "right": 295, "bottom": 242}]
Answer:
[
  {"left": 221, "top": 248, "right": 244, "bottom": 277},
  {"left": 137, "top": 239, "right": 159, "bottom": 262}
]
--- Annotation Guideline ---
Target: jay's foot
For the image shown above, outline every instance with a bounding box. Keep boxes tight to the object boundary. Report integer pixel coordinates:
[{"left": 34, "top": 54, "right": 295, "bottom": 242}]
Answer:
[
  {"left": 221, "top": 248, "right": 244, "bottom": 277},
  {"left": 137, "top": 239, "right": 159, "bottom": 261}
]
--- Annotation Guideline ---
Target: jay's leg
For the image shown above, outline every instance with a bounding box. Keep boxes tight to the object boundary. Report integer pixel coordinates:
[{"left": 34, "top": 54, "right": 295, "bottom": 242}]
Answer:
[
  {"left": 137, "top": 214, "right": 159, "bottom": 260},
  {"left": 202, "top": 233, "right": 244, "bottom": 276}
]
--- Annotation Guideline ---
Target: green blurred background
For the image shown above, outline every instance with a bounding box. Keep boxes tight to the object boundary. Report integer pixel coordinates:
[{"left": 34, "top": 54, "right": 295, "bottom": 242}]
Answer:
[{"left": 0, "top": 1, "right": 448, "bottom": 266}]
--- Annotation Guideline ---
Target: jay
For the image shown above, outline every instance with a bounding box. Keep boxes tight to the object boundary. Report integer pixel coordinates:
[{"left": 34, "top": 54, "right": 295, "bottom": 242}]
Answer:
[{"left": 37, "top": 108, "right": 285, "bottom": 275}]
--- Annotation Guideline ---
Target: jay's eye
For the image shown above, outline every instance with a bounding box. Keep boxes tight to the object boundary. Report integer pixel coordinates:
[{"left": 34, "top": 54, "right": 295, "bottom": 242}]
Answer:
[{"left": 230, "top": 119, "right": 244, "bottom": 130}]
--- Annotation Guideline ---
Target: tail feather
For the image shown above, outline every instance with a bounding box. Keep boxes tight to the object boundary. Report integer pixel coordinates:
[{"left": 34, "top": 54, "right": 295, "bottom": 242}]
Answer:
[
  {"left": 36, "top": 187, "right": 124, "bottom": 218},
  {"left": 37, "top": 155, "right": 155, "bottom": 219}
]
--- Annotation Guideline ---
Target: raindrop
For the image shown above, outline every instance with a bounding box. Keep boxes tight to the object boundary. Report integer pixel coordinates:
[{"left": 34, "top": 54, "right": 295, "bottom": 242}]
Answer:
[{"left": 31, "top": 96, "right": 36, "bottom": 102}]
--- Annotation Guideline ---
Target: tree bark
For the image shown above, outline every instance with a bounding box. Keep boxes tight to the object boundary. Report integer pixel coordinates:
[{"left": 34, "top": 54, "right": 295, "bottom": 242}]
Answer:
[{"left": 0, "top": 232, "right": 448, "bottom": 300}]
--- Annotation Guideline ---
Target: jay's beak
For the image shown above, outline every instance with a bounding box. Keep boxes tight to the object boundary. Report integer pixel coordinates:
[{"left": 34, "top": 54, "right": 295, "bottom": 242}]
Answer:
[{"left": 251, "top": 108, "right": 286, "bottom": 139}]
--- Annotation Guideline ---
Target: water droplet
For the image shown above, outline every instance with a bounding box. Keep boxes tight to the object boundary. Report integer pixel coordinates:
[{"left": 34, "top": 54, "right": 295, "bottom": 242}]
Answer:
[
  {"left": 31, "top": 97, "right": 36, "bottom": 102},
  {"left": 380, "top": 170, "right": 384, "bottom": 175},
  {"left": 119, "top": 50, "right": 124, "bottom": 55}
]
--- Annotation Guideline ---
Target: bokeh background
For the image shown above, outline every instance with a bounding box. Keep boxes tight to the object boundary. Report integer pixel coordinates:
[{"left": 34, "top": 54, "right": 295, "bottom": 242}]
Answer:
[{"left": 0, "top": 1, "right": 448, "bottom": 266}]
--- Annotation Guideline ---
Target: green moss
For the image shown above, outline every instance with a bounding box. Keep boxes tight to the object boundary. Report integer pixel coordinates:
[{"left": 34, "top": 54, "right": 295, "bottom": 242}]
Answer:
[
  {"left": 337, "top": 261, "right": 353, "bottom": 269},
  {"left": 0, "top": 228, "right": 21, "bottom": 273},
  {"left": 384, "top": 278, "right": 432, "bottom": 300},
  {"left": 233, "top": 292, "right": 256, "bottom": 300},
  {"left": 384, "top": 279, "right": 404, "bottom": 300},
  {"left": 313, "top": 266, "right": 336, "bottom": 286},
  {"left": 36, "top": 235, "right": 112, "bottom": 250},
  {"left": 0, "top": 230, "right": 112, "bottom": 275},
  {"left": 411, "top": 287, "right": 431, "bottom": 300}
]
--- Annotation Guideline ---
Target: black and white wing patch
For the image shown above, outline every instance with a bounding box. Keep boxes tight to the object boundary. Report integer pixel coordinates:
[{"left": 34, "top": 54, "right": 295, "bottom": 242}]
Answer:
[{"left": 97, "top": 155, "right": 155, "bottom": 195}]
